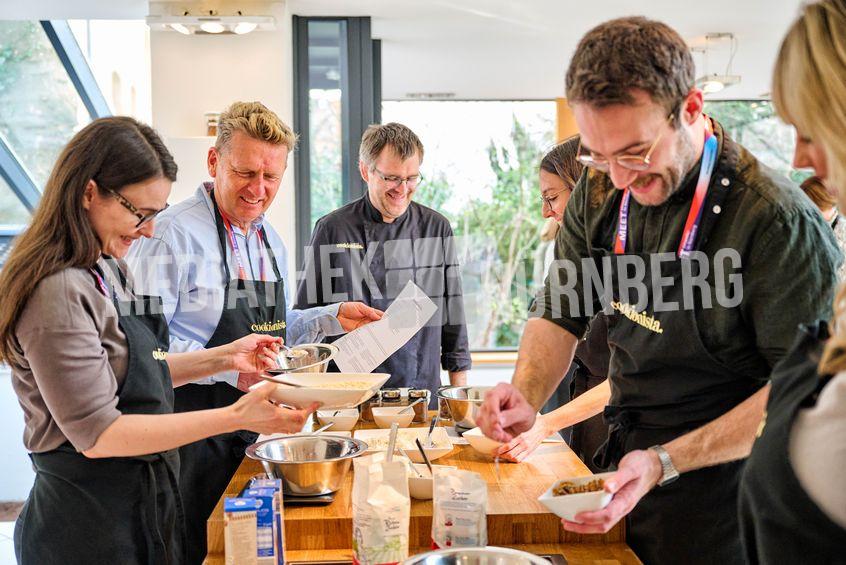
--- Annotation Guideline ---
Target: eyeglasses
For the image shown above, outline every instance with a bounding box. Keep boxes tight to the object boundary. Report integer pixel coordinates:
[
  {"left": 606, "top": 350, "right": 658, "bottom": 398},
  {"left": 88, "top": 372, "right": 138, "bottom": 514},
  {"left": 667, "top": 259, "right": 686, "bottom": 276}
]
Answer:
[
  {"left": 371, "top": 166, "right": 423, "bottom": 190},
  {"left": 102, "top": 186, "right": 168, "bottom": 228},
  {"left": 540, "top": 188, "right": 570, "bottom": 210},
  {"left": 577, "top": 113, "right": 675, "bottom": 173}
]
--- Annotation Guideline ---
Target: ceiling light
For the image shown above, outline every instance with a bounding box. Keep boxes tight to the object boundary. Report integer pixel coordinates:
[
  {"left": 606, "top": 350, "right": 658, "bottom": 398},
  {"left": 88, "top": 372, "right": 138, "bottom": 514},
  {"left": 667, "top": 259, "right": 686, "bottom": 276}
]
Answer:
[
  {"left": 233, "top": 22, "right": 258, "bottom": 35},
  {"left": 696, "top": 74, "right": 742, "bottom": 93},
  {"left": 168, "top": 23, "right": 190, "bottom": 35},
  {"left": 199, "top": 21, "right": 225, "bottom": 34}
]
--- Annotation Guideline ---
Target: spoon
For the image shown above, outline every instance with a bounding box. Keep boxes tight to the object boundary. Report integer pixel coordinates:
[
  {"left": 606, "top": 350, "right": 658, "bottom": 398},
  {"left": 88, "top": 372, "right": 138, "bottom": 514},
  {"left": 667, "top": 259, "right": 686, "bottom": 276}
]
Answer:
[
  {"left": 386, "top": 422, "right": 399, "bottom": 463},
  {"left": 415, "top": 437, "right": 434, "bottom": 476},
  {"left": 312, "top": 421, "right": 334, "bottom": 434},
  {"left": 257, "top": 374, "right": 303, "bottom": 387},
  {"left": 399, "top": 398, "right": 425, "bottom": 415},
  {"left": 425, "top": 415, "right": 439, "bottom": 447}
]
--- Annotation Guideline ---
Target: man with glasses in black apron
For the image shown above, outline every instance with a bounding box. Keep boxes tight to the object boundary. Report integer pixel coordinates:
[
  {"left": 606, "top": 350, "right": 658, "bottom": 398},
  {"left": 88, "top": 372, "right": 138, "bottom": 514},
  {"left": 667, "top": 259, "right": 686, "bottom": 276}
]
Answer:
[
  {"left": 129, "top": 102, "right": 382, "bottom": 564},
  {"left": 476, "top": 17, "right": 840, "bottom": 565}
]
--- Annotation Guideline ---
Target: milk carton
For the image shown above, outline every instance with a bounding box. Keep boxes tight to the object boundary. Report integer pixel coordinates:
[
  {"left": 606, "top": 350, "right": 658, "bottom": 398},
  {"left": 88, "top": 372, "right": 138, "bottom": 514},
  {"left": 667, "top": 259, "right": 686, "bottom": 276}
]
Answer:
[{"left": 224, "top": 497, "right": 259, "bottom": 565}]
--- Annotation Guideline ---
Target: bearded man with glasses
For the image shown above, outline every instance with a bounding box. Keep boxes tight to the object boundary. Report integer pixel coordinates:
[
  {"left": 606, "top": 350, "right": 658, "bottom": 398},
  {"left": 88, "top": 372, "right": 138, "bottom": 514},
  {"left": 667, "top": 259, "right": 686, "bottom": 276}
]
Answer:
[
  {"left": 296, "top": 122, "right": 471, "bottom": 400},
  {"left": 476, "top": 16, "right": 841, "bottom": 565}
]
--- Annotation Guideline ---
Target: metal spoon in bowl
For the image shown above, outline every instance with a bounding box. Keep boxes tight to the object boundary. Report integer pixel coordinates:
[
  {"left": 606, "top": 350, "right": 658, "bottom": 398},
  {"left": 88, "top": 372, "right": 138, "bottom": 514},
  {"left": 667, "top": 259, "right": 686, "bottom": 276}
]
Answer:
[
  {"left": 399, "top": 397, "right": 425, "bottom": 415},
  {"left": 313, "top": 421, "right": 334, "bottom": 434},
  {"left": 414, "top": 437, "right": 434, "bottom": 476}
]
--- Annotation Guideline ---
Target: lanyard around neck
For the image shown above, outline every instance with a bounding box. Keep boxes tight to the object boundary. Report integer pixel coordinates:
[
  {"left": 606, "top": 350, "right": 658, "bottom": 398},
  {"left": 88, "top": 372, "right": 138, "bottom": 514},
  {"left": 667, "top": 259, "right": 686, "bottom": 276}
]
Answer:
[
  {"left": 614, "top": 119, "right": 719, "bottom": 258},
  {"left": 218, "top": 208, "right": 266, "bottom": 282},
  {"left": 90, "top": 267, "right": 110, "bottom": 297}
]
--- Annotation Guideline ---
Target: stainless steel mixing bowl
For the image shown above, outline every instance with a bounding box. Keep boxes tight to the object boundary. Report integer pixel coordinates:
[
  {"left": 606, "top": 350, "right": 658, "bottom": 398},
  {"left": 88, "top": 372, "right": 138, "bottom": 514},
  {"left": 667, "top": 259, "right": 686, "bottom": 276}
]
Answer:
[
  {"left": 437, "top": 385, "right": 494, "bottom": 430},
  {"left": 245, "top": 435, "right": 367, "bottom": 496},
  {"left": 403, "top": 546, "right": 550, "bottom": 564},
  {"left": 271, "top": 343, "right": 338, "bottom": 373}
]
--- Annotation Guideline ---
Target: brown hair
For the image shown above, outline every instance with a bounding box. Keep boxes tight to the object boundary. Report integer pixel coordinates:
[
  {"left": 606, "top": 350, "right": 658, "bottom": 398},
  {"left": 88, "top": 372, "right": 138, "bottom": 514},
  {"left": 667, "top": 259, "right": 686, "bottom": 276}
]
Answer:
[
  {"left": 565, "top": 16, "right": 694, "bottom": 121},
  {"left": 0, "top": 117, "right": 177, "bottom": 364},
  {"left": 773, "top": 1, "right": 846, "bottom": 374},
  {"left": 800, "top": 176, "right": 836, "bottom": 212},
  {"left": 540, "top": 135, "right": 584, "bottom": 189},
  {"left": 359, "top": 122, "right": 425, "bottom": 167},
  {"left": 216, "top": 101, "right": 297, "bottom": 153}
]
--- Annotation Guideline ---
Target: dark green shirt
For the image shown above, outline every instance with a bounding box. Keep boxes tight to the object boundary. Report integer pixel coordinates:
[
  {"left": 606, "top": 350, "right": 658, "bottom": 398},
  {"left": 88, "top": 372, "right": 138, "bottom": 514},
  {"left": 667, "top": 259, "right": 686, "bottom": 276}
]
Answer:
[{"left": 534, "top": 120, "right": 841, "bottom": 382}]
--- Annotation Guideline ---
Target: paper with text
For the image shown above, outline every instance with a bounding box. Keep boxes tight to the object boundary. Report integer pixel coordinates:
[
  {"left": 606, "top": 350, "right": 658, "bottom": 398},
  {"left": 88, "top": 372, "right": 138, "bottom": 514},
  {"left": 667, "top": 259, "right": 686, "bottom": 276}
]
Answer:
[{"left": 333, "top": 280, "right": 438, "bottom": 373}]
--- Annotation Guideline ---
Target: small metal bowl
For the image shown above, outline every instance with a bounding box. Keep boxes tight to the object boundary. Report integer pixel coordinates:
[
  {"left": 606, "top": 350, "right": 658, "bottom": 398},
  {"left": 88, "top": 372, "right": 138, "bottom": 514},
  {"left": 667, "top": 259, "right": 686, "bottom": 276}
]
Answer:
[
  {"left": 270, "top": 343, "right": 338, "bottom": 373},
  {"left": 437, "top": 385, "right": 493, "bottom": 431},
  {"left": 403, "top": 546, "right": 550, "bottom": 564},
  {"left": 245, "top": 435, "right": 367, "bottom": 496}
]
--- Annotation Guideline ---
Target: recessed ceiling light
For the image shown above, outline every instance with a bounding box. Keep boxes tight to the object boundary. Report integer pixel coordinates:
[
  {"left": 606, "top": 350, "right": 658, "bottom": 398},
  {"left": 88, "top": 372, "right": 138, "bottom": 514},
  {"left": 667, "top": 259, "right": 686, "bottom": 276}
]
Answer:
[
  {"left": 199, "top": 21, "right": 226, "bottom": 34},
  {"left": 233, "top": 22, "right": 257, "bottom": 34},
  {"left": 168, "top": 23, "right": 191, "bottom": 35}
]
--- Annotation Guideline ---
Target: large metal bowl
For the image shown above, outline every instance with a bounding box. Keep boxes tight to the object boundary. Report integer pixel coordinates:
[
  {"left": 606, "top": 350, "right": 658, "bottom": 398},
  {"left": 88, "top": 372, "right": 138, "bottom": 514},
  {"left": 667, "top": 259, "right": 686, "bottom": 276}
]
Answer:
[
  {"left": 437, "top": 386, "right": 494, "bottom": 431},
  {"left": 403, "top": 546, "right": 550, "bottom": 565},
  {"left": 245, "top": 435, "right": 367, "bottom": 496},
  {"left": 271, "top": 343, "right": 338, "bottom": 373}
]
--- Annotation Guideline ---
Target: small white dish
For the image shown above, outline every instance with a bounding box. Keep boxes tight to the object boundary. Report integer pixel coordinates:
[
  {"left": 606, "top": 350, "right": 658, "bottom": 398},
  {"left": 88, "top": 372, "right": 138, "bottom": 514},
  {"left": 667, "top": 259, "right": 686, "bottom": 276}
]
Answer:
[
  {"left": 537, "top": 472, "right": 615, "bottom": 523},
  {"left": 462, "top": 427, "right": 504, "bottom": 456},
  {"left": 407, "top": 463, "right": 455, "bottom": 500},
  {"left": 316, "top": 409, "right": 360, "bottom": 432},
  {"left": 354, "top": 427, "right": 454, "bottom": 463},
  {"left": 371, "top": 406, "right": 415, "bottom": 429}
]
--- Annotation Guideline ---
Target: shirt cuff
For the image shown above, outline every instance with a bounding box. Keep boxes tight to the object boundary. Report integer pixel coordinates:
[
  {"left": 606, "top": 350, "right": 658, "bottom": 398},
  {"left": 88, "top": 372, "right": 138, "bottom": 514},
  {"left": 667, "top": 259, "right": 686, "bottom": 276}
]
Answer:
[
  {"left": 189, "top": 369, "right": 239, "bottom": 387},
  {"left": 319, "top": 303, "right": 344, "bottom": 336}
]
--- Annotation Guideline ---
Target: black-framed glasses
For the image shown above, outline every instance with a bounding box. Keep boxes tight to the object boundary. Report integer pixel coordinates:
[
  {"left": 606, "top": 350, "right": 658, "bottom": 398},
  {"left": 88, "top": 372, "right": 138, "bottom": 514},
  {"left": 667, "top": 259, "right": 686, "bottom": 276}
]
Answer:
[
  {"left": 577, "top": 113, "right": 675, "bottom": 173},
  {"left": 540, "top": 188, "right": 571, "bottom": 210},
  {"left": 371, "top": 166, "right": 423, "bottom": 190},
  {"left": 102, "top": 186, "right": 168, "bottom": 228}
]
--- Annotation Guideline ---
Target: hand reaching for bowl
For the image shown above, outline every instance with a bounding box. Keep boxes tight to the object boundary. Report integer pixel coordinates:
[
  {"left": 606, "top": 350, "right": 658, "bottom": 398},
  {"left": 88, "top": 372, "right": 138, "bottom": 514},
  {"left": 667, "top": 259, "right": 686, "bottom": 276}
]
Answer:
[
  {"left": 229, "top": 381, "right": 319, "bottom": 435},
  {"left": 496, "top": 414, "right": 552, "bottom": 462},
  {"left": 476, "top": 383, "right": 537, "bottom": 443}
]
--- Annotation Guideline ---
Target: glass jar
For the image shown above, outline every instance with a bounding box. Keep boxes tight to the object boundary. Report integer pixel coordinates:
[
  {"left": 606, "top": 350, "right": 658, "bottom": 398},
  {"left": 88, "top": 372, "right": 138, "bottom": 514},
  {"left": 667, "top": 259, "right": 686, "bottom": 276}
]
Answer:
[
  {"left": 380, "top": 388, "right": 403, "bottom": 405},
  {"left": 408, "top": 389, "right": 430, "bottom": 423},
  {"left": 359, "top": 395, "right": 379, "bottom": 422}
]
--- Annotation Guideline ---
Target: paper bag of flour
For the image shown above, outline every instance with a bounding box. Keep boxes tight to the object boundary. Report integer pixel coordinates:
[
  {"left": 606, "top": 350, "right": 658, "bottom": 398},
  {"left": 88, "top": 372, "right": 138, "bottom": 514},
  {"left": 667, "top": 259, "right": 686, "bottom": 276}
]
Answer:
[{"left": 352, "top": 454, "right": 410, "bottom": 564}]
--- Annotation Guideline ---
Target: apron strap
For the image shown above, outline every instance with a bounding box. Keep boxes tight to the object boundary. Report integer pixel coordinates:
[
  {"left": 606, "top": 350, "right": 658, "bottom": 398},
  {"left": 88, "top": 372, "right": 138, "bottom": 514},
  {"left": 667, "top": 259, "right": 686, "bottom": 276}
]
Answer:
[
  {"left": 593, "top": 405, "right": 641, "bottom": 470},
  {"left": 259, "top": 226, "right": 283, "bottom": 282}
]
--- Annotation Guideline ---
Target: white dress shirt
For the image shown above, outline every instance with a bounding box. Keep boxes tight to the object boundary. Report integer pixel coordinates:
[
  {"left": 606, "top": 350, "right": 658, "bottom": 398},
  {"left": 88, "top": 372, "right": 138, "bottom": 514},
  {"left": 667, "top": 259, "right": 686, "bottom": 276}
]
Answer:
[{"left": 127, "top": 183, "right": 343, "bottom": 387}]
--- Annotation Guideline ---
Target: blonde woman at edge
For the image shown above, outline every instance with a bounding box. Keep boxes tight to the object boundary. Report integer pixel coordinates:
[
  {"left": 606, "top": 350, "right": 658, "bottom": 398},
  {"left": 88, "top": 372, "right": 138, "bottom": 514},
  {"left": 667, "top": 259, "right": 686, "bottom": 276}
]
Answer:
[
  {"left": 1, "top": 117, "right": 317, "bottom": 564},
  {"left": 738, "top": 1, "right": 846, "bottom": 563},
  {"left": 498, "top": 136, "right": 611, "bottom": 470}
]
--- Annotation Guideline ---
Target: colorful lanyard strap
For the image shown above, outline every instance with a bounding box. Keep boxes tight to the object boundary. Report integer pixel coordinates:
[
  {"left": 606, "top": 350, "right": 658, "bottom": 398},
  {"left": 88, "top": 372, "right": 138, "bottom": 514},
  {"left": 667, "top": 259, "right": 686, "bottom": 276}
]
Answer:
[
  {"left": 219, "top": 210, "right": 266, "bottom": 282},
  {"left": 90, "top": 267, "right": 111, "bottom": 298},
  {"left": 614, "top": 119, "right": 719, "bottom": 258}
]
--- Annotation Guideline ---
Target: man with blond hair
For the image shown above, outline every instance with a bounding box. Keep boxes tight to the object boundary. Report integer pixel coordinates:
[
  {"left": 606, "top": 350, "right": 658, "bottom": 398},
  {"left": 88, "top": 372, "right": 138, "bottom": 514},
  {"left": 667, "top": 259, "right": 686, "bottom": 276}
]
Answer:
[
  {"left": 129, "top": 101, "right": 381, "bottom": 563},
  {"left": 296, "top": 122, "right": 471, "bottom": 400}
]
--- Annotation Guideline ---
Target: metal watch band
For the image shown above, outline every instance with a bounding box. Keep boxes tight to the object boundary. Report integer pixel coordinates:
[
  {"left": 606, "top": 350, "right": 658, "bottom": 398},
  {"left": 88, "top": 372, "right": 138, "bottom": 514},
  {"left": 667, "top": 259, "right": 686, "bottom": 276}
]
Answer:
[{"left": 649, "top": 444, "right": 680, "bottom": 487}]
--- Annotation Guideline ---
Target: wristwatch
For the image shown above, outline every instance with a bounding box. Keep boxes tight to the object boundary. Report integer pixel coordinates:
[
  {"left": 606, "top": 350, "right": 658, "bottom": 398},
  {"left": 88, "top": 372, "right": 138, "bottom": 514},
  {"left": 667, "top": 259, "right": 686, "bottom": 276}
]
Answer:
[{"left": 648, "top": 445, "right": 679, "bottom": 486}]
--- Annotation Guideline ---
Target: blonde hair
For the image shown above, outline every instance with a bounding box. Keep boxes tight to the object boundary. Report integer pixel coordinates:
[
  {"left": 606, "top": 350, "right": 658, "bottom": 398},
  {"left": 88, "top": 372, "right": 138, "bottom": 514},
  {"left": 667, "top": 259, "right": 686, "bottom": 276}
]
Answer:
[
  {"left": 774, "top": 0, "right": 846, "bottom": 374},
  {"left": 215, "top": 101, "right": 297, "bottom": 152},
  {"left": 800, "top": 175, "right": 836, "bottom": 212}
]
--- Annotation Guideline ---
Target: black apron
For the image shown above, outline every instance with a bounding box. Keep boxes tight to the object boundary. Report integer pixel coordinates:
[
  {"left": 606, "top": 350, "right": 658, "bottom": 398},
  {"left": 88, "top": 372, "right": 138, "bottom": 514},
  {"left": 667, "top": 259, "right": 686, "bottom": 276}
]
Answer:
[
  {"left": 173, "top": 191, "right": 286, "bottom": 565},
  {"left": 14, "top": 264, "right": 185, "bottom": 565},
  {"left": 739, "top": 322, "right": 846, "bottom": 564},
  {"left": 595, "top": 178, "right": 760, "bottom": 565}
]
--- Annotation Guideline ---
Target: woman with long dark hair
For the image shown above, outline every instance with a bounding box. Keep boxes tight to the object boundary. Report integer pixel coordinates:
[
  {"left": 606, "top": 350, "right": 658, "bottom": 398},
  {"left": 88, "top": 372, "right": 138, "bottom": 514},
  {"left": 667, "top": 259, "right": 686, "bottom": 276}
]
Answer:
[{"left": 2, "top": 117, "right": 316, "bottom": 564}]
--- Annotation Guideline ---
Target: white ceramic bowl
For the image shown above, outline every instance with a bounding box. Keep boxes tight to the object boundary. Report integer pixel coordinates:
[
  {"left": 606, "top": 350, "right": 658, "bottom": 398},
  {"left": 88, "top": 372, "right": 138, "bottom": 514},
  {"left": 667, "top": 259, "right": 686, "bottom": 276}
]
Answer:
[
  {"left": 371, "top": 406, "right": 415, "bottom": 429},
  {"left": 354, "top": 427, "right": 454, "bottom": 463},
  {"left": 462, "top": 427, "right": 504, "bottom": 456},
  {"left": 537, "top": 472, "right": 615, "bottom": 522},
  {"left": 316, "top": 409, "right": 360, "bottom": 432},
  {"left": 406, "top": 463, "right": 455, "bottom": 500},
  {"left": 250, "top": 372, "right": 390, "bottom": 410}
]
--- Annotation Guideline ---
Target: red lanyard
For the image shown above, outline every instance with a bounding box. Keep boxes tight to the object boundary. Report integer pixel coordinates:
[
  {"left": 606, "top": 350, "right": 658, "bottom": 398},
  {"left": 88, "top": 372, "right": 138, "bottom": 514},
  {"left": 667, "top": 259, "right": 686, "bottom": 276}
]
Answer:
[
  {"left": 614, "top": 119, "right": 718, "bottom": 258},
  {"left": 90, "top": 267, "right": 111, "bottom": 298},
  {"left": 219, "top": 210, "right": 266, "bottom": 282}
]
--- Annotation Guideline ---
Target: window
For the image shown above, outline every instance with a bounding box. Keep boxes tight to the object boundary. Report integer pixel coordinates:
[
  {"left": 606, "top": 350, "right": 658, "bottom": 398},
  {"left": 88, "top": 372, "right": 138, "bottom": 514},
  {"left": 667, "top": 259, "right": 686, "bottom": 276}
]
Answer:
[
  {"left": 704, "top": 100, "right": 802, "bottom": 182},
  {"left": 0, "top": 174, "right": 29, "bottom": 225},
  {"left": 0, "top": 21, "right": 90, "bottom": 190},
  {"left": 382, "top": 100, "right": 556, "bottom": 350},
  {"left": 68, "top": 20, "right": 152, "bottom": 123}
]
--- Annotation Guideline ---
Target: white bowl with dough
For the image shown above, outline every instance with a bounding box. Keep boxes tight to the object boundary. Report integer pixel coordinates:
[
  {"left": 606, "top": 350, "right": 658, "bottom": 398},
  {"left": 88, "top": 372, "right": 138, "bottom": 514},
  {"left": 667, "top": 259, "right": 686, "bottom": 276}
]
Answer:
[{"left": 250, "top": 373, "right": 390, "bottom": 410}]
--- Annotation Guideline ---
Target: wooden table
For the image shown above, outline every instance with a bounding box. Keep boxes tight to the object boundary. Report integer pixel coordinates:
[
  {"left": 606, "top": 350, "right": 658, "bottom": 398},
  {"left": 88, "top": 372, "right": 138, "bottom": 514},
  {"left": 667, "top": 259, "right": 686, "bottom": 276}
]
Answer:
[{"left": 204, "top": 416, "right": 641, "bottom": 564}]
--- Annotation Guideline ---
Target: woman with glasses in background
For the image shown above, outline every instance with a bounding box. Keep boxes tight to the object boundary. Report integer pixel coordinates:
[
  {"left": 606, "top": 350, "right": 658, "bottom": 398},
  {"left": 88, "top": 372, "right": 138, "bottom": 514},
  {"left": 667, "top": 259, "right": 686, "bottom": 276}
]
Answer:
[
  {"left": 0, "top": 117, "right": 317, "bottom": 564},
  {"left": 497, "top": 136, "right": 611, "bottom": 469}
]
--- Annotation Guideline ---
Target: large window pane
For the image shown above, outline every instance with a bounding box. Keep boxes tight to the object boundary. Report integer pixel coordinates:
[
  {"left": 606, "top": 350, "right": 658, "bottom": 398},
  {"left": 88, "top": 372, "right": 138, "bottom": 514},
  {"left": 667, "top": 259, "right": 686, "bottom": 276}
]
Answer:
[
  {"left": 705, "top": 100, "right": 802, "bottom": 182},
  {"left": 0, "top": 21, "right": 89, "bottom": 190},
  {"left": 68, "top": 20, "right": 151, "bottom": 123},
  {"left": 0, "top": 174, "right": 30, "bottom": 224},
  {"left": 308, "top": 20, "right": 344, "bottom": 228},
  {"left": 382, "top": 100, "right": 555, "bottom": 350}
]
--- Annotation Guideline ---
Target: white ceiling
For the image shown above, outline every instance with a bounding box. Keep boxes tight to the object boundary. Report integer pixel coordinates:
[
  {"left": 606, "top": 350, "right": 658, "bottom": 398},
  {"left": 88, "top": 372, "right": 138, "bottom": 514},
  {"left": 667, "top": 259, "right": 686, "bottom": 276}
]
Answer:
[{"left": 1, "top": 0, "right": 804, "bottom": 100}]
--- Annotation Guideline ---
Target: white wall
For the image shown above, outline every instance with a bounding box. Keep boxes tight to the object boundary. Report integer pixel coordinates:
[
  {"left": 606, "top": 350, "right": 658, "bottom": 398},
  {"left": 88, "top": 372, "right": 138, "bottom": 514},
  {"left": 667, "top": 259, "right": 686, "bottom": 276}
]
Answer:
[{"left": 149, "top": 0, "right": 298, "bottom": 276}]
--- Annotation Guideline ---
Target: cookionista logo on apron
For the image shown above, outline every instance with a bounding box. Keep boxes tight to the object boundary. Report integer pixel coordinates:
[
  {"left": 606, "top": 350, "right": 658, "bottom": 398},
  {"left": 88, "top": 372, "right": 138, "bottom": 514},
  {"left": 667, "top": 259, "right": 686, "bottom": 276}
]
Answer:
[
  {"left": 152, "top": 348, "right": 168, "bottom": 361},
  {"left": 250, "top": 320, "right": 286, "bottom": 333}
]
